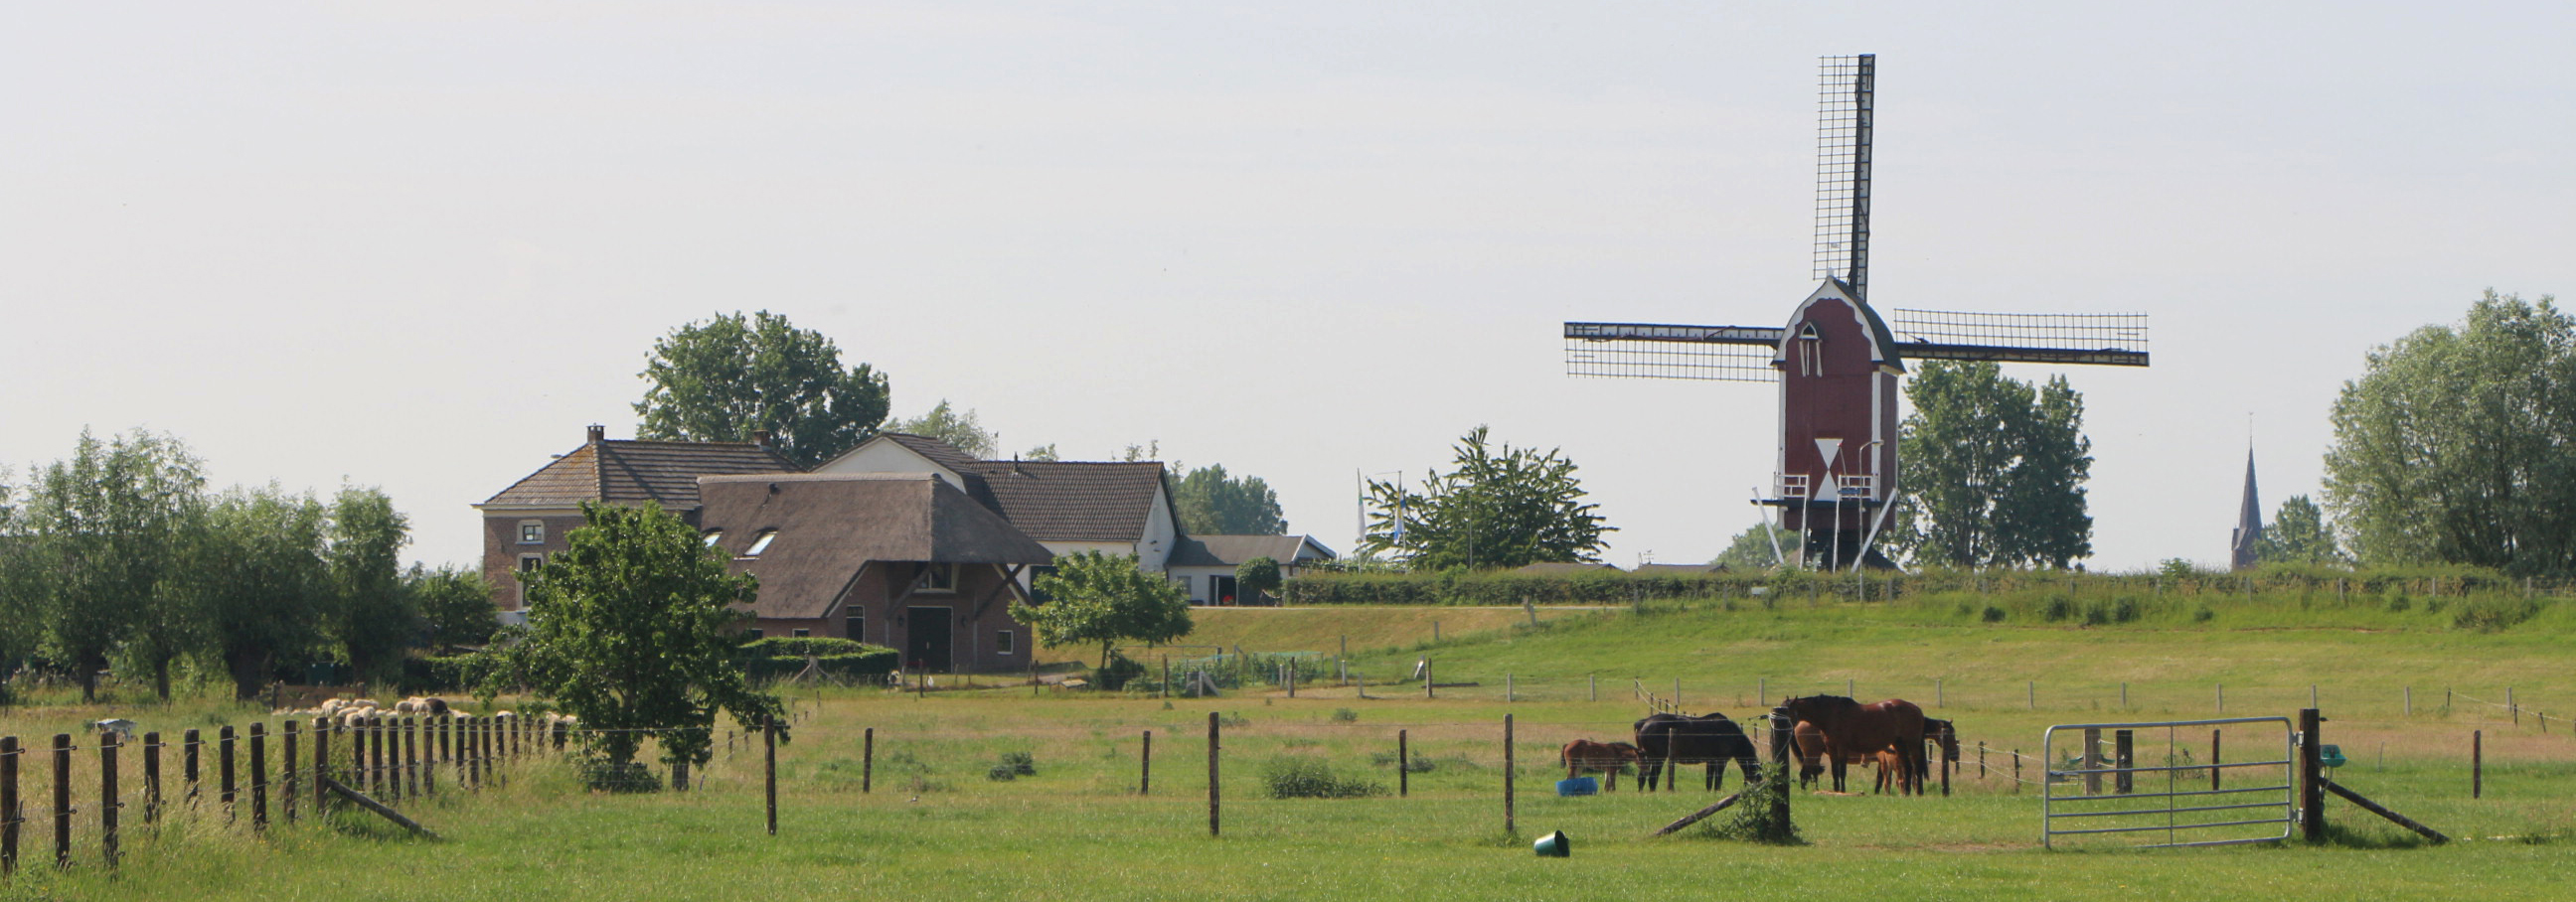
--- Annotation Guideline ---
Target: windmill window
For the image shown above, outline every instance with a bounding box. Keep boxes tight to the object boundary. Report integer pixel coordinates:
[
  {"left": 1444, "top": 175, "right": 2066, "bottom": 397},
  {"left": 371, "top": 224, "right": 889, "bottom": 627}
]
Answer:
[
  {"left": 1797, "top": 324, "right": 1824, "bottom": 376},
  {"left": 742, "top": 529, "right": 779, "bottom": 557}
]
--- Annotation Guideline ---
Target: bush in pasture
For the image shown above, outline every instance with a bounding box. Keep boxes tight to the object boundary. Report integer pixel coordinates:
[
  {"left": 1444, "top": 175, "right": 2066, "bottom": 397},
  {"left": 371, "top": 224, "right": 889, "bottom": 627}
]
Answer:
[
  {"left": 1368, "top": 751, "right": 1435, "bottom": 773},
  {"left": 1698, "top": 761, "right": 1800, "bottom": 845},
  {"left": 1331, "top": 707, "right": 1360, "bottom": 723},
  {"left": 2385, "top": 593, "right": 2412, "bottom": 612},
  {"left": 577, "top": 759, "right": 660, "bottom": 793},
  {"left": 2452, "top": 596, "right": 2540, "bottom": 632},
  {"left": 1980, "top": 605, "right": 2007, "bottom": 623},
  {"left": 997, "top": 751, "right": 1037, "bottom": 776},
  {"left": 1261, "top": 756, "right": 1384, "bottom": 799},
  {"left": 2041, "top": 596, "right": 2075, "bottom": 622},
  {"left": 2192, "top": 605, "right": 2216, "bottom": 623},
  {"left": 1216, "top": 711, "right": 1251, "bottom": 727}
]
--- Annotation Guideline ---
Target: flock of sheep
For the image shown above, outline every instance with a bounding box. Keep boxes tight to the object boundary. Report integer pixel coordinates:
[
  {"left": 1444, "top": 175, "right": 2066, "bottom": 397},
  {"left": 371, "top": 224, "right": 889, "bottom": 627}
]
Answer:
[{"left": 277, "top": 696, "right": 581, "bottom": 731}]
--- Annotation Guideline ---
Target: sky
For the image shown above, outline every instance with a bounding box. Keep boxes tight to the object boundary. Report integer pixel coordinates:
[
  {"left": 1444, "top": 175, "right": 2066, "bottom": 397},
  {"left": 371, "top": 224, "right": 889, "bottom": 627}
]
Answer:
[{"left": 5, "top": 2, "right": 2572, "bottom": 573}]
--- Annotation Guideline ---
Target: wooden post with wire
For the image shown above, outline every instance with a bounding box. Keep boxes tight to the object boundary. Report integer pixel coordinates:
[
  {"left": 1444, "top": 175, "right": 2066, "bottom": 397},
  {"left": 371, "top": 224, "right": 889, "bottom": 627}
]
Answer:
[
  {"left": 1503, "top": 714, "right": 1516, "bottom": 835},
  {"left": 0, "top": 735, "right": 17, "bottom": 874},
  {"left": 183, "top": 727, "right": 201, "bottom": 806},
  {"left": 312, "top": 720, "right": 331, "bottom": 816},
  {"left": 220, "top": 725, "right": 238, "bottom": 821},
  {"left": 862, "top": 727, "right": 874, "bottom": 794},
  {"left": 763, "top": 715, "right": 779, "bottom": 836},
  {"left": 98, "top": 731, "right": 118, "bottom": 868},
  {"left": 280, "top": 721, "right": 296, "bottom": 823},
  {"left": 1398, "top": 730, "right": 1409, "bottom": 797},
  {"left": 51, "top": 733, "right": 71, "bottom": 869},
  {"left": 2472, "top": 730, "right": 2483, "bottom": 799},
  {"left": 1140, "top": 730, "right": 1152, "bottom": 796},
  {"left": 248, "top": 723, "right": 267, "bottom": 830},
  {"left": 2299, "top": 708, "right": 2324, "bottom": 841},
  {"left": 142, "top": 732, "right": 162, "bottom": 825},
  {"left": 1208, "top": 712, "right": 1221, "bottom": 836}
]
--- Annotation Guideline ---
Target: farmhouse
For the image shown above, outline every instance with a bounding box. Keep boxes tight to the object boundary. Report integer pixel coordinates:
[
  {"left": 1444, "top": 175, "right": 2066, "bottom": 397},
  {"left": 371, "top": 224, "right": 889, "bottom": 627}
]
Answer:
[
  {"left": 814, "top": 433, "right": 1185, "bottom": 574},
  {"left": 473, "top": 425, "right": 797, "bottom": 619},
  {"left": 695, "top": 473, "right": 1052, "bottom": 673},
  {"left": 1164, "top": 533, "right": 1337, "bottom": 605}
]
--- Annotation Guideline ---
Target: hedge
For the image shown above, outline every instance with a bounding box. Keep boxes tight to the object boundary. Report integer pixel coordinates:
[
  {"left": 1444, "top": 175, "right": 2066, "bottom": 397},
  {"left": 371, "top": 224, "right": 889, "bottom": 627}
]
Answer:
[
  {"left": 1278, "top": 562, "right": 2543, "bottom": 606},
  {"left": 738, "top": 636, "right": 887, "bottom": 659},
  {"left": 742, "top": 651, "right": 899, "bottom": 681}
]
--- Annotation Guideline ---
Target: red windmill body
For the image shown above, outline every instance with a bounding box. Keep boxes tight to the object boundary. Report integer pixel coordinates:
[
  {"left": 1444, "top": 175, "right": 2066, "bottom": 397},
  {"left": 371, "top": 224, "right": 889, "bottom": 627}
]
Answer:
[{"left": 1564, "top": 56, "right": 2149, "bottom": 569}]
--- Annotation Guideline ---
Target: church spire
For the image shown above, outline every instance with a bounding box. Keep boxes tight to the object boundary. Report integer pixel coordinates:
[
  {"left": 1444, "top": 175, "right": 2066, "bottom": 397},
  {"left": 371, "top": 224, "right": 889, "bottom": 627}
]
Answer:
[{"left": 2229, "top": 445, "right": 2263, "bottom": 570}]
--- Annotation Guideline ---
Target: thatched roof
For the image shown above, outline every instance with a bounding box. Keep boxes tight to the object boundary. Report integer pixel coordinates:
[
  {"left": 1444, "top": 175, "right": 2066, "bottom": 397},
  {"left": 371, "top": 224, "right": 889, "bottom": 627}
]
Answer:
[{"left": 699, "top": 473, "right": 1053, "bottom": 619}]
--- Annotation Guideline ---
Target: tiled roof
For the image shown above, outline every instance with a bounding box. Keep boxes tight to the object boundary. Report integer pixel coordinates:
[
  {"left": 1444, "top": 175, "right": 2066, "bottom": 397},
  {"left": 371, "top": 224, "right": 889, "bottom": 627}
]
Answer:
[
  {"left": 700, "top": 474, "right": 1052, "bottom": 620},
  {"left": 1167, "top": 534, "right": 1335, "bottom": 568},
  {"left": 481, "top": 439, "right": 797, "bottom": 511},
  {"left": 953, "top": 461, "right": 1169, "bottom": 542}
]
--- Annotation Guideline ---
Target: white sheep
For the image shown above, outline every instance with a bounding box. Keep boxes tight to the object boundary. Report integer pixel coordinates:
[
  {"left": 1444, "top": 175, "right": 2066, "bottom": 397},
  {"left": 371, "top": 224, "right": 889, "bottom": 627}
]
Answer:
[{"left": 92, "top": 718, "right": 136, "bottom": 742}]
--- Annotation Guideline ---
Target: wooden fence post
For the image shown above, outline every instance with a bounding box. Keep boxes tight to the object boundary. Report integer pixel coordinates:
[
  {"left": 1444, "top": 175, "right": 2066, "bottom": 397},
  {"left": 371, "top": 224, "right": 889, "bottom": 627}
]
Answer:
[
  {"left": 2211, "top": 729, "right": 2222, "bottom": 792},
  {"left": 2299, "top": 708, "right": 2324, "bottom": 841},
  {"left": 312, "top": 721, "right": 331, "bottom": 815},
  {"left": 2113, "top": 729, "right": 2133, "bottom": 795},
  {"left": 2082, "top": 728, "right": 2102, "bottom": 795},
  {"left": 183, "top": 727, "right": 201, "bottom": 805},
  {"left": 1207, "top": 712, "right": 1220, "bottom": 837},
  {"left": 220, "top": 725, "right": 238, "bottom": 821},
  {"left": 1424, "top": 659, "right": 1434, "bottom": 700},
  {"left": 352, "top": 718, "right": 368, "bottom": 797},
  {"left": 98, "top": 731, "right": 117, "bottom": 868},
  {"left": 861, "top": 727, "right": 874, "bottom": 794},
  {"left": 1398, "top": 729, "right": 1409, "bottom": 798},
  {"left": 247, "top": 723, "right": 267, "bottom": 831},
  {"left": 763, "top": 715, "right": 778, "bottom": 836},
  {"left": 279, "top": 722, "right": 296, "bottom": 824},
  {"left": 52, "top": 733, "right": 70, "bottom": 869},
  {"left": 405, "top": 716, "right": 419, "bottom": 799},
  {"left": 1, "top": 735, "right": 17, "bottom": 875},
  {"left": 421, "top": 717, "right": 436, "bottom": 796},
  {"left": 2473, "top": 730, "right": 2483, "bottom": 799},
  {"left": 1503, "top": 714, "right": 1516, "bottom": 835},
  {"left": 142, "top": 732, "right": 162, "bottom": 825},
  {"left": 1140, "top": 730, "right": 1152, "bottom": 796}
]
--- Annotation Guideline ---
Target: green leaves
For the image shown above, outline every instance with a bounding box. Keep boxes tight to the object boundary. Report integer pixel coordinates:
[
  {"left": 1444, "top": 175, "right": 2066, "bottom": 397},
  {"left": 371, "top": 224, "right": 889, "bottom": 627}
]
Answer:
[
  {"left": 1892, "top": 362, "right": 2093, "bottom": 569},
  {"left": 1359, "top": 426, "right": 1611, "bottom": 570},
  {"left": 886, "top": 399, "right": 999, "bottom": 458},
  {"left": 1234, "top": 556, "right": 1282, "bottom": 605},
  {"left": 633, "top": 310, "right": 892, "bottom": 469},
  {"left": 1173, "top": 463, "right": 1286, "bottom": 534},
  {"left": 490, "top": 501, "right": 783, "bottom": 774},
  {"left": 1015, "top": 550, "right": 1194, "bottom": 670},
  {"left": 2256, "top": 495, "right": 2344, "bottom": 565},
  {"left": 2324, "top": 291, "right": 2576, "bottom": 574}
]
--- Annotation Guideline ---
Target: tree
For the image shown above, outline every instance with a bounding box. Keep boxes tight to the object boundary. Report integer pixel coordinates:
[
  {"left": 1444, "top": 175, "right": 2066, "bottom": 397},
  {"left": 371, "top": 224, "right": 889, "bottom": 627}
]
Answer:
[
  {"left": 19, "top": 429, "right": 205, "bottom": 700},
  {"left": 1359, "top": 426, "right": 1611, "bottom": 569},
  {"left": 1711, "top": 523, "right": 1794, "bottom": 570},
  {"left": 886, "top": 399, "right": 998, "bottom": 459},
  {"left": 189, "top": 486, "right": 330, "bottom": 698},
  {"left": 1234, "top": 556, "right": 1282, "bottom": 605},
  {"left": 411, "top": 565, "right": 498, "bottom": 652},
  {"left": 484, "top": 501, "right": 784, "bottom": 785},
  {"left": 1172, "top": 464, "right": 1286, "bottom": 534},
  {"left": 325, "top": 487, "right": 417, "bottom": 685},
  {"left": 2324, "top": 292, "right": 2576, "bottom": 575},
  {"left": 1022, "top": 444, "right": 1059, "bottom": 461},
  {"left": 2255, "top": 495, "right": 2343, "bottom": 565},
  {"left": 1888, "top": 362, "right": 2093, "bottom": 569},
  {"left": 1015, "top": 551, "right": 1193, "bottom": 670},
  {"left": 634, "top": 310, "right": 892, "bottom": 468}
]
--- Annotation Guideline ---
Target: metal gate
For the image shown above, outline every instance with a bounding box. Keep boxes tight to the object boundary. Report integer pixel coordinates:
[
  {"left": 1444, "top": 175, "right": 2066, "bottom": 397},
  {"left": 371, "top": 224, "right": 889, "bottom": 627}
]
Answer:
[{"left": 2042, "top": 716, "right": 2295, "bottom": 848}]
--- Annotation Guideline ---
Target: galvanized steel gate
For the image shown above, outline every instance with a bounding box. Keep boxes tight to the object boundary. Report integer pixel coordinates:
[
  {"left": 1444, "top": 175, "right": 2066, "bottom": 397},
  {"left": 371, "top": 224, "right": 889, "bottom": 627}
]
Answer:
[{"left": 2042, "top": 716, "right": 2296, "bottom": 848}]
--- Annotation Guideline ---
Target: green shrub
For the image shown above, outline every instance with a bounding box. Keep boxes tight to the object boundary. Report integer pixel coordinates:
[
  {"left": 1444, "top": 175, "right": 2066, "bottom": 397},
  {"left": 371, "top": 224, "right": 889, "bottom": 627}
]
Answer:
[
  {"left": 1331, "top": 707, "right": 1360, "bottom": 723},
  {"left": 740, "top": 650, "right": 899, "bottom": 681},
  {"left": 2385, "top": 594, "right": 2412, "bottom": 612},
  {"left": 2192, "top": 605, "right": 2216, "bottom": 623},
  {"left": 738, "top": 636, "right": 885, "bottom": 658},
  {"left": 1980, "top": 605, "right": 2007, "bottom": 623},
  {"left": 2042, "top": 596, "right": 2075, "bottom": 623},
  {"left": 399, "top": 655, "right": 486, "bottom": 693},
  {"left": 997, "top": 751, "right": 1037, "bottom": 776},
  {"left": 2452, "top": 596, "right": 2539, "bottom": 632},
  {"left": 1262, "top": 756, "right": 1384, "bottom": 799}
]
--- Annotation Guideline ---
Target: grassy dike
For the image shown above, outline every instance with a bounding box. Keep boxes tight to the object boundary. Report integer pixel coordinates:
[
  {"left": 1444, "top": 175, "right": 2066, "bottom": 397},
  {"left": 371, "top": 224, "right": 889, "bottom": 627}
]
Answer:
[{"left": 0, "top": 594, "right": 2570, "bottom": 901}]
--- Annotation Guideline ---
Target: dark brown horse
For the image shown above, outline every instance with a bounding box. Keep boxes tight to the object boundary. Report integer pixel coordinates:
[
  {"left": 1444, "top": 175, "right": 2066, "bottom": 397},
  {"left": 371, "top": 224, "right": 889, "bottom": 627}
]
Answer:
[
  {"left": 1559, "top": 739, "right": 1643, "bottom": 791},
  {"left": 1778, "top": 695, "right": 1926, "bottom": 795},
  {"left": 1792, "top": 720, "right": 1874, "bottom": 790},
  {"left": 1633, "top": 712, "right": 1760, "bottom": 791}
]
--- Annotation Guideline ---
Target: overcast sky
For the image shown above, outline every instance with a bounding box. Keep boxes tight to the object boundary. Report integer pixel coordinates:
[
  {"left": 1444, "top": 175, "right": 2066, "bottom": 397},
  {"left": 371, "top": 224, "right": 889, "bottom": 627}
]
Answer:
[{"left": 6, "top": 2, "right": 2571, "bottom": 573}]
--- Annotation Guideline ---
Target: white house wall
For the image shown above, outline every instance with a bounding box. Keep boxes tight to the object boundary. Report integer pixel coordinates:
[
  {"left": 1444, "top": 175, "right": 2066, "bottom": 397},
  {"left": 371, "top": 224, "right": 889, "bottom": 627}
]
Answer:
[{"left": 813, "top": 441, "right": 963, "bottom": 490}]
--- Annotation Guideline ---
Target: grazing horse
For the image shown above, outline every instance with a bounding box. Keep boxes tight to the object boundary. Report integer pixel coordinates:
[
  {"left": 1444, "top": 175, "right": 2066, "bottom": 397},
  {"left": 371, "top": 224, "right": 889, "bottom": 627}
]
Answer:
[
  {"left": 1558, "top": 739, "right": 1643, "bottom": 791},
  {"left": 1633, "top": 712, "right": 1761, "bottom": 792},
  {"left": 1909, "top": 718, "right": 1960, "bottom": 788},
  {"left": 1779, "top": 695, "right": 1927, "bottom": 795}
]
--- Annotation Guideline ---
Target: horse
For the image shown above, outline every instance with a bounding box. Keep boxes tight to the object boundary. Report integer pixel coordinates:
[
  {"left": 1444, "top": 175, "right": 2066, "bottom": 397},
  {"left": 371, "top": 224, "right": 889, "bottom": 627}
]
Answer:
[
  {"left": 1558, "top": 739, "right": 1643, "bottom": 791},
  {"left": 1778, "top": 695, "right": 1926, "bottom": 795},
  {"left": 1792, "top": 720, "right": 1875, "bottom": 790},
  {"left": 1908, "top": 718, "right": 1959, "bottom": 788},
  {"left": 1872, "top": 749, "right": 1910, "bottom": 794},
  {"left": 1633, "top": 712, "right": 1761, "bottom": 792}
]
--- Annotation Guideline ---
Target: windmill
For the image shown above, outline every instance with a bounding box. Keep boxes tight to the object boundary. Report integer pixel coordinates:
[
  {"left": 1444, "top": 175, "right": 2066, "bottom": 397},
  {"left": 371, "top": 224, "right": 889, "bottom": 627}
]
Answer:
[{"left": 1563, "top": 55, "right": 2149, "bottom": 571}]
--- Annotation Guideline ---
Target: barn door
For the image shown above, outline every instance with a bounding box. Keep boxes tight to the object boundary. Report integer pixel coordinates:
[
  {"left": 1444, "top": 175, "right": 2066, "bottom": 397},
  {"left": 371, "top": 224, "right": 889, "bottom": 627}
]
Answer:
[{"left": 905, "top": 606, "right": 953, "bottom": 673}]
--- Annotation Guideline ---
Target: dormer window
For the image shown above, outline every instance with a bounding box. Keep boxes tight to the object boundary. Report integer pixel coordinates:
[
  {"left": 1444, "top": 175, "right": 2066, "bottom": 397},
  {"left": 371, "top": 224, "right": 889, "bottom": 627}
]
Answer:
[
  {"left": 703, "top": 529, "right": 725, "bottom": 547},
  {"left": 742, "top": 529, "right": 778, "bottom": 557}
]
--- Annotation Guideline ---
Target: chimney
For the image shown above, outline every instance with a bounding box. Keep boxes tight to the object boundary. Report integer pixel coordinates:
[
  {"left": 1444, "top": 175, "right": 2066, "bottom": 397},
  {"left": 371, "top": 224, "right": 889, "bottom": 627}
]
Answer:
[
  {"left": 586, "top": 424, "right": 605, "bottom": 444},
  {"left": 751, "top": 429, "right": 774, "bottom": 449}
]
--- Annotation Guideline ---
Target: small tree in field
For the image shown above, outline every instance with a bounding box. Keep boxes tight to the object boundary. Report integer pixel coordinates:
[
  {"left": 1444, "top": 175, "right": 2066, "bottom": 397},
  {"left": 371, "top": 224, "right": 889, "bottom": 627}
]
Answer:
[
  {"left": 1235, "top": 556, "right": 1282, "bottom": 606},
  {"left": 484, "top": 501, "right": 785, "bottom": 788},
  {"left": 1015, "top": 551, "right": 1193, "bottom": 670}
]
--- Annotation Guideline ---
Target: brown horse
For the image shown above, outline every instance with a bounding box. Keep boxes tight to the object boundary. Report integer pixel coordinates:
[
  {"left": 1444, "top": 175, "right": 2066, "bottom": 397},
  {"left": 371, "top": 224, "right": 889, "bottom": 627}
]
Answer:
[
  {"left": 1779, "top": 695, "right": 1927, "bottom": 795},
  {"left": 1559, "top": 739, "right": 1643, "bottom": 791},
  {"left": 1792, "top": 720, "right": 1875, "bottom": 790},
  {"left": 1633, "top": 712, "right": 1761, "bottom": 792}
]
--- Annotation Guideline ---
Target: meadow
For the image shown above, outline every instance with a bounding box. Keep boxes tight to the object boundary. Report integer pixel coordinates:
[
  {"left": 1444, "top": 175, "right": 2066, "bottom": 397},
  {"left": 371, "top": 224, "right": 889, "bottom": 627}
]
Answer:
[{"left": 0, "top": 589, "right": 2569, "bottom": 901}]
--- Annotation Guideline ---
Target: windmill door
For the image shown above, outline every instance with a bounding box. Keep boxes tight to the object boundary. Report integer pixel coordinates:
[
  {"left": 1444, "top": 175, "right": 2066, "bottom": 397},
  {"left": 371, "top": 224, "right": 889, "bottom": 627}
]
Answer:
[{"left": 905, "top": 606, "right": 953, "bottom": 673}]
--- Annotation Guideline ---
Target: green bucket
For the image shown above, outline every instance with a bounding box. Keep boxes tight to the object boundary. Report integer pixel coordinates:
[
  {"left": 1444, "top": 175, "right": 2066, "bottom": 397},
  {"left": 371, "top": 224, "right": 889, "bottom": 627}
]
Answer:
[{"left": 1533, "top": 829, "right": 1570, "bottom": 857}]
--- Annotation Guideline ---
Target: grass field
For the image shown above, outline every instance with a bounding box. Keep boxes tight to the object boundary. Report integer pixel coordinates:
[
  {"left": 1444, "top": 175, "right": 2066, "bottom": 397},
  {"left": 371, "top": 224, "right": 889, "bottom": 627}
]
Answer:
[{"left": 0, "top": 595, "right": 2570, "bottom": 901}]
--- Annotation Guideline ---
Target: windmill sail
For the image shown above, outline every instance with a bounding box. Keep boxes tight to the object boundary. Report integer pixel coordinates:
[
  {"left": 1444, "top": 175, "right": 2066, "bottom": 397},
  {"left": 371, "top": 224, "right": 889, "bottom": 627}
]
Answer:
[
  {"left": 1887, "top": 308, "right": 2151, "bottom": 367},
  {"left": 1815, "top": 55, "right": 1873, "bottom": 300}
]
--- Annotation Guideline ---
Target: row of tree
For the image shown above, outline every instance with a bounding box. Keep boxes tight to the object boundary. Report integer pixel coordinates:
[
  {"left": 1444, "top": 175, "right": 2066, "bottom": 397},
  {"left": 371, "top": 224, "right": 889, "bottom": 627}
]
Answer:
[
  {"left": 0, "top": 429, "right": 493, "bottom": 701},
  {"left": 632, "top": 311, "right": 1288, "bottom": 534}
]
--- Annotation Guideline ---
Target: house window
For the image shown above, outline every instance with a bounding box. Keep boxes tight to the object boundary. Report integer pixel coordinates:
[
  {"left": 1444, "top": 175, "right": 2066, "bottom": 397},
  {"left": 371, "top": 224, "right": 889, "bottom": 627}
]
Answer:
[
  {"left": 846, "top": 607, "right": 865, "bottom": 641},
  {"left": 742, "top": 529, "right": 778, "bottom": 557},
  {"left": 703, "top": 529, "right": 725, "bottom": 547},
  {"left": 1027, "top": 565, "right": 1057, "bottom": 603},
  {"left": 518, "top": 521, "right": 545, "bottom": 544},
  {"left": 744, "top": 628, "right": 764, "bottom": 640},
  {"left": 996, "top": 630, "right": 1015, "bottom": 656},
  {"left": 918, "top": 562, "right": 956, "bottom": 594},
  {"left": 517, "top": 553, "right": 545, "bottom": 577},
  {"left": 792, "top": 628, "right": 810, "bottom": 638}
]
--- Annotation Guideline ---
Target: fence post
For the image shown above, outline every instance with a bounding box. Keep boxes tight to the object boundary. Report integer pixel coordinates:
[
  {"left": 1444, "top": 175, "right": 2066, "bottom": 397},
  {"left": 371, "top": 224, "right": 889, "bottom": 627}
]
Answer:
[
  {"left": 142, "top": 732, "right": 162, "bottom": 825},
  {"left": 421, "top": 717, "right": 437, "bottom": 796},
  {"left": 1507, "top": 674, "right": 1514, "bottom": 703},
  {"left": 1502, "top": 714, "right": 1516, "bottom": 835},
  {"left": 312, "top": 721, "right": 331, "bottom": 815},
  {"left": 2028, "top": 681, "right": 2036, "bottom": 711},
  {"left": 98, "top": 731, "right": 117, "bottom": 868},
  {"left": 763, "top": 715, "right": 778, "bottom": 836},
  {"left": 184, "top": 728, "right": 201, "bottom": 805},
  {"left": 2509, "top": 687, "right": 2516, "bottom": 724},
  {"left": 1767, "top": 710, "right": 1793, "bottom": 833},
  {"left": 355, "top": 717, "right": 370, "bottom": 796},
  {"left": 2121, "top": 682, "right": 2129, "bottom": 708},
  {"left": 1207, "top": 711, "right": 1221, "bottom": 837},
  {"left": 2082, "top": 728, "right": 2102, "bottom": 795},
  {"left": 2472, "top": 730, "right": 2483, "bottom": 799},
  {"left": 1937, "top": 677, "right": 1943, "bottom": 708},
  {"left": 2012, "top": 748, "right": 2020, "bottom": 792},
  {"left": 1398, "top": 729, "right": 1409, "bottom": 798},
  {"left": 51, "top": 733, "right": 70, "bottom": 869},
  {"left": 0, "top": 735, "right": 16, "bottom": 875},
  {"left": 2216, "top": 683, "right": 2224, "bottom": 713},
  {"left": 1424, "top": 659, "right": 1434, "bottom": 699},
  {"left": 1589, "top": 674, "right": 1597, "bottom": 702},
  {"left": 220, "top": 725, "right": 238, "bottom": 821},
  {"left": 2299, "top": 708, "right": 2324, "bottom": 841},
  {"left": 247, "top": 724, "right": 266, "bottom": 831},
  {"left": 2112, "top": 729, "right": 2133, "bottom": 795},
  {"left": 402, "top": 717, "right": 417, "bottom": 799},
  {"left": 2211, "top": 729, "right": 2222, "bottom": 792},
  {"left": 279, "top": 722, "right": 295, "bottom": 824},
  {"left": 2405, "top": 686, "right": 2412, "bottom": 717},
  {"left": 1140, "top": 730, "right": 1152, "bottom": 795},
  {"left": 862, "top": 727, "right": 874, "bottom": 794}
]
